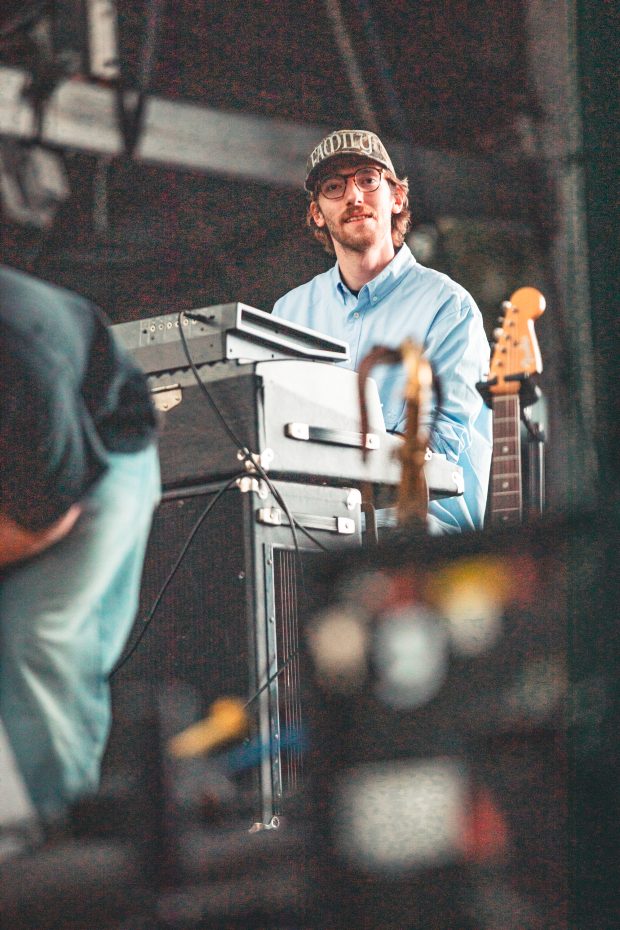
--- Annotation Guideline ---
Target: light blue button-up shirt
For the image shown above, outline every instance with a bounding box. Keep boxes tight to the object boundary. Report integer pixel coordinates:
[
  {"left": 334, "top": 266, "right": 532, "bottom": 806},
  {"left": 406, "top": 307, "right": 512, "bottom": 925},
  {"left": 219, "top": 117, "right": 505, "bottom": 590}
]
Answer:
[{"left": 272, "top": 244, "right": 492, "bottom": 533}]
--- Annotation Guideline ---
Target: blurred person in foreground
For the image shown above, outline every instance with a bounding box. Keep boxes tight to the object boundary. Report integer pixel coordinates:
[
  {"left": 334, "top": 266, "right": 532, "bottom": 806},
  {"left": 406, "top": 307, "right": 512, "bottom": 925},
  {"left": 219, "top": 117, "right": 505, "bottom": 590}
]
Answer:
[
  {"left": 273, "top": 129, "right": 492, "bottom": 534},
  {"left": 0, "top": 265, "right": 159, "bottom": 824}
]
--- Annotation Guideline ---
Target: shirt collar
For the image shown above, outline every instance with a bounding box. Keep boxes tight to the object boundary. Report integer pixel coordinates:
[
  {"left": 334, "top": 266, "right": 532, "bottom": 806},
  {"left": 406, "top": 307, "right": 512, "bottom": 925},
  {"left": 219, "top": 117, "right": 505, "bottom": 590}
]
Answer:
[{"left": 333, "top": 244, "right": 416, "bottom": 303}]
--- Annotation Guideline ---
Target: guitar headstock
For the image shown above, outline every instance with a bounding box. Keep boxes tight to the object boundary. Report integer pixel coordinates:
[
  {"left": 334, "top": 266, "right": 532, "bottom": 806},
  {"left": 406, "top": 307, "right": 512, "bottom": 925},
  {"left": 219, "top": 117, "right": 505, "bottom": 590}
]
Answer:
[{"left": 488, "top": 286, "right": 545, "bottom": 395}]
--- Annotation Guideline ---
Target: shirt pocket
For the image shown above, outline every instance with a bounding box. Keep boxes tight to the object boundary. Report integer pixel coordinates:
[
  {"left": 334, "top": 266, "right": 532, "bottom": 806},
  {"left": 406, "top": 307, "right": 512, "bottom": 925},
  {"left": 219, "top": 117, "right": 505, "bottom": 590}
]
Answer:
[
  {"left": 381, "top": 398, "right": 406, "bottom": 432},
  {"left": 372, "top": 364, "right": 407, "bottom": 432}
]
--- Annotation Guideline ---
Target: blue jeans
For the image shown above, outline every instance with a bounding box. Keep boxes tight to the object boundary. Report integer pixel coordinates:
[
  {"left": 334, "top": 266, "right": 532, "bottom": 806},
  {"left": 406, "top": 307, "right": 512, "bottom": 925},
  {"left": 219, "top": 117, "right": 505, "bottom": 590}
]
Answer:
[{"left": 0, "top": 445, "right": 160, "bottom": 819}]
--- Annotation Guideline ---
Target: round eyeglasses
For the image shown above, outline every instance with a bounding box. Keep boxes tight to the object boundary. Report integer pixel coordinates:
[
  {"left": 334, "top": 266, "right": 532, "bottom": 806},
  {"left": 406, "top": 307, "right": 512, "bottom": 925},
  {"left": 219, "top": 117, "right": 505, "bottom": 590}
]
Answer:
[{"left": 318, "top": 166, "right": 384, "bottom": 199}]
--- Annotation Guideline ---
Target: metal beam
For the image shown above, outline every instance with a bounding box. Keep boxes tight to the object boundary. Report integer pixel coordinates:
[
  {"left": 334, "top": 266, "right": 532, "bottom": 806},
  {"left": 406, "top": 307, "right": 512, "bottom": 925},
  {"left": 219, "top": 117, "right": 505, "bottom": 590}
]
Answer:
[
  {"left": 0, "top": 64, "right": 530, "bottom": 218},
  {"left": 0, "top": 65, "right": 322, "bottom": 184}
]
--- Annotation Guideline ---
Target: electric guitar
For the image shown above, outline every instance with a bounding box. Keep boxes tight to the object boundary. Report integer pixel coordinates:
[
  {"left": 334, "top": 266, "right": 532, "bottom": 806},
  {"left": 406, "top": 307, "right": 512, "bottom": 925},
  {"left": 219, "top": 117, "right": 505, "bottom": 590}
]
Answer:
[{"left": 486, "top": 286, "right": 545, "bottom": 526}]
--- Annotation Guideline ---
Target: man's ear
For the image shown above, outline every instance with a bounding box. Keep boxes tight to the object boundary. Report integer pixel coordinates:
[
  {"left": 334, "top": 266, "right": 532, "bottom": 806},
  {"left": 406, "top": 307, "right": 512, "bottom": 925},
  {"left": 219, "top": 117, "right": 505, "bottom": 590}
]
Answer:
[
  {"left": 392, "top": 187, "right": 404, "bottom": 215},
  {"left": 310, "top": 201, "right": 325, "bottom": 228}
]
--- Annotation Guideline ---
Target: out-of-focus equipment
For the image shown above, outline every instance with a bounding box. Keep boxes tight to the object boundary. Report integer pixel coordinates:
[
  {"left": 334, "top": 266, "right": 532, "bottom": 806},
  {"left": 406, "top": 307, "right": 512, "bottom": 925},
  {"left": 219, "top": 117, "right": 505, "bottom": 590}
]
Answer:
[
  {"left": 0, "top": 509, "right": 615, "bottom": 929},
  {"left": 479, "top": 286, "right": 546, "bottom": 525},
  {"left": 301, "top": 508, "right": 617, "bottom": 930},
  {"left": 358, "top": 339, "right": 435, "bottom": 526}
]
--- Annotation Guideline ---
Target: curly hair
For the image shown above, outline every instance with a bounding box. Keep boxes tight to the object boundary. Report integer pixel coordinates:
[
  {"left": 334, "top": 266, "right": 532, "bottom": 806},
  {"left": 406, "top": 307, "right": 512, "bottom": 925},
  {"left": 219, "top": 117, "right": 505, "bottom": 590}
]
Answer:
[{"left": 306, "top": 170, "right": 411, "bottom": 255}]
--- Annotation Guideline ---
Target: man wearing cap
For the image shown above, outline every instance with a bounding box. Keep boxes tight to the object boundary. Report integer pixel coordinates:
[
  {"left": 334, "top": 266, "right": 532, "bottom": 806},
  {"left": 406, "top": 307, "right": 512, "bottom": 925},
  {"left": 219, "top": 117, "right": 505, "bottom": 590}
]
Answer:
[{"left": 272, "top": 129, "right": 492, "bottom": 534}]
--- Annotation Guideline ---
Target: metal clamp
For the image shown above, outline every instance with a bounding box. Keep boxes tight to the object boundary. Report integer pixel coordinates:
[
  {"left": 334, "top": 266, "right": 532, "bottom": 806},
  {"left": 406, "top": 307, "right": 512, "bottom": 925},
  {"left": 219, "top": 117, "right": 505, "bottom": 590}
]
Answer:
[
  {"left": 236, "top": 476, "right": 269, "bottom": 499},
  {"left": 237, "top": 448, "right": 274, "bottom": 472}
]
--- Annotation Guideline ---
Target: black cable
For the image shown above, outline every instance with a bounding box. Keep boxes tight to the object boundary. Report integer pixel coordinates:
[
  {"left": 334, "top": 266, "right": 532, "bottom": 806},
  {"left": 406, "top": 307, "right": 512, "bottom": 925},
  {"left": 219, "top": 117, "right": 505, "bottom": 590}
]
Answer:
[
  {"left": 110, "top": 316, "right": 325, "bottom": 679},
  {"left": 178, "top": 310, "right": 329, "bottom": 557},
  {"left": 179, "top": 313, "right": 365, "bottom": 553},
  {"left": 170, "top": 327, "right": 341, "bottom": 722},
  {"left": 243, "top": 648, "right": 301, "bottom": 711},
  {"left": 275, "top": 511, "right": 328, "bottom": 552},
  {"left": 177, "top": 310, "right": 249, "bottom": 453},
  {"left": 129, "top": 319, "right": 339, "bottom": 715},
  {"left": 108, "top": 472, "right": 244, "bottom": 679},
  {"left": 260, "top": 471, "right": 327, "bottom": 554}
]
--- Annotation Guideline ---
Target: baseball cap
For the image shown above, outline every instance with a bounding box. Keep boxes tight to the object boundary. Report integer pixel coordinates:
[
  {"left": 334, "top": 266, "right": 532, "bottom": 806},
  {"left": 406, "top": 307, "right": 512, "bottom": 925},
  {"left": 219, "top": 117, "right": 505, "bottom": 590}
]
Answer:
[{"left": 305, "top": 129, "right": 396, "bottom": 191}]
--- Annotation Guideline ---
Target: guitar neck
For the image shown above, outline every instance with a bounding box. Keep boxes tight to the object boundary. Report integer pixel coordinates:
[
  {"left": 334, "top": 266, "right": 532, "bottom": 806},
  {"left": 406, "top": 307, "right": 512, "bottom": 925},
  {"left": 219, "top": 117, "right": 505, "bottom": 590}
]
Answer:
[{"left": 490, "top": 394, "right": 522, "bottom": 526}]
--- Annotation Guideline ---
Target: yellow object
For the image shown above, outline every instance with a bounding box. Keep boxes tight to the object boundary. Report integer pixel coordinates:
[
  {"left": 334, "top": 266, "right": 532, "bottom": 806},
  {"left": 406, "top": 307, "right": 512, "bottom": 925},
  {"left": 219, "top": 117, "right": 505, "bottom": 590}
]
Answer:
[
  {"left": 426, "top": 556, "right": 511, "bottom": 607},
  {"left": 168, "top": 697, "right": 249, "bottom": 759},
  {"left": 425, "top": 556, "right": 511, "bottom": 656}
]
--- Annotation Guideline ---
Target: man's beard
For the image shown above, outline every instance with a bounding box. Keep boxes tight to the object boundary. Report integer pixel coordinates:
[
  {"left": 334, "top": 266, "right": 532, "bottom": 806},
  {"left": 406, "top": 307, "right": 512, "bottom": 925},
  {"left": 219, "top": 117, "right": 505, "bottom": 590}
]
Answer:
[{"left": 324, "top": 209, "right": 379, "bottom": 253}]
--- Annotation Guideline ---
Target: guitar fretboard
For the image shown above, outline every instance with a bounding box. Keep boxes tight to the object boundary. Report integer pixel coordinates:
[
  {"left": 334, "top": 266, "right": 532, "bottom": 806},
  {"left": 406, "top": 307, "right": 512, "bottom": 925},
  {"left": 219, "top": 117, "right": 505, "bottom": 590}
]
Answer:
[{"left": 490, "top": 394, "right": 522, "bottom": 525}]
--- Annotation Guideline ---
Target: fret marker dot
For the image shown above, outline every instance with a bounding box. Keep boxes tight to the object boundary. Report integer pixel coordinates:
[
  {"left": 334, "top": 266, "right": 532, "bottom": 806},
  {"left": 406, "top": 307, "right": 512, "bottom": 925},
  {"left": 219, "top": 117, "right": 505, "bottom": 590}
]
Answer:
[{"left": 502, "top": 445, "right": 509, "bottom": 453}]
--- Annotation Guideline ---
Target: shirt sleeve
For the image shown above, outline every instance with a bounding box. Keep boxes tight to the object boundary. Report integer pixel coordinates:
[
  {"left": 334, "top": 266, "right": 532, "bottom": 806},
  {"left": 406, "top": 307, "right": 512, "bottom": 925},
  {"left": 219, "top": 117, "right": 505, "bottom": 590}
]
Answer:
[
  {"left": 396, "top": 298, "right": 490, "bottom": 460},
  {"left": 392, "top": 296, "right": 492, "bottom": 534}
]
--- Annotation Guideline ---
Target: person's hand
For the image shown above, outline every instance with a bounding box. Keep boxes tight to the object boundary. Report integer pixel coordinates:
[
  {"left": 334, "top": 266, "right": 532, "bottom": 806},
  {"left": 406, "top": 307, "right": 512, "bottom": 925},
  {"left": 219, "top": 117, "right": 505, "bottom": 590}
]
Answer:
[{"left": 0, "top": 505, "right": 82, "bottom": 568}]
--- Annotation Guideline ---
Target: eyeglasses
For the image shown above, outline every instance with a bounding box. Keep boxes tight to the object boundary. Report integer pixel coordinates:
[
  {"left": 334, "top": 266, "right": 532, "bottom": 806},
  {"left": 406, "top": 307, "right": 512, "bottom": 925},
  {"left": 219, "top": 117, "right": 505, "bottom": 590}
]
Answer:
[{"left": 318, "top": 166, "right": 384, "bottom": 199}]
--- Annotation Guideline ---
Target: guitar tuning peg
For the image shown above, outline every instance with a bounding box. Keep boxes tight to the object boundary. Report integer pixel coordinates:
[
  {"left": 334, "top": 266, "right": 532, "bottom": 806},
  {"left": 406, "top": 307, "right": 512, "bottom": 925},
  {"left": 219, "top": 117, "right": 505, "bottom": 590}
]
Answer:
[
  {"left": 493, "top": 327, "right": 504, "bottom": 340},
  {"left": 500, "top": 301, "right": 511, "bottom": 311}
]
